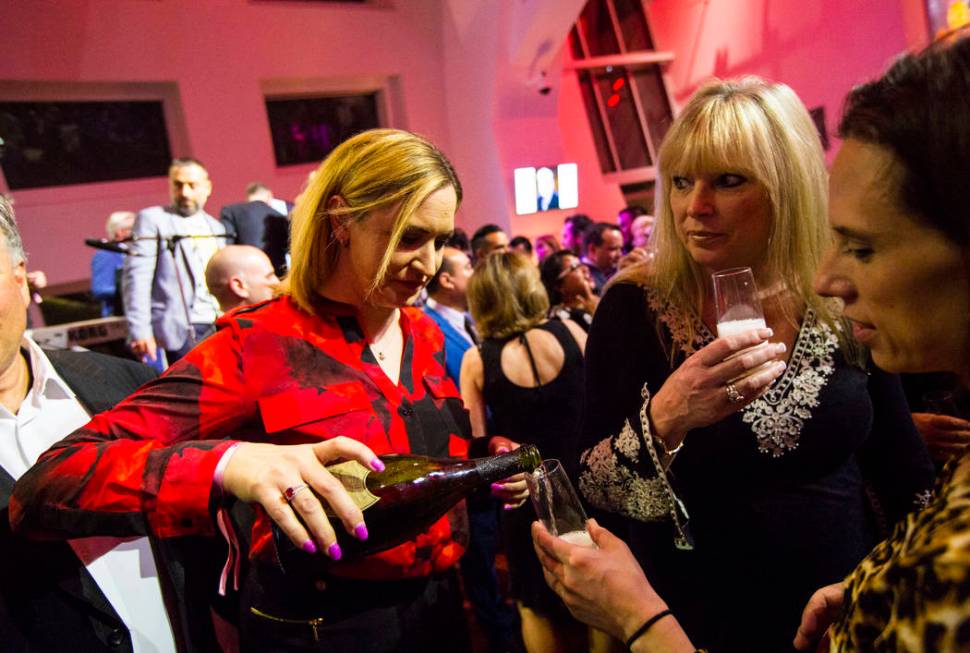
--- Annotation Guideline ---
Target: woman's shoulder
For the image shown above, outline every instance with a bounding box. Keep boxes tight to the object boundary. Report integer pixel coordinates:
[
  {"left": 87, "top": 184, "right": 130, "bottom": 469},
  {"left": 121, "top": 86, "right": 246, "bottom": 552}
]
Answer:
[{"left": 216, "top": 295, "right": 307, "bottom": 332}]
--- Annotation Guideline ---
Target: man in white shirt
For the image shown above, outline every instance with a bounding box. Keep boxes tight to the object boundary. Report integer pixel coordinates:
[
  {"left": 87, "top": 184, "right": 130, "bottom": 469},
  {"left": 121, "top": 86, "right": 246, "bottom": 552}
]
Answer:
[
  {"left": 0, "top": 196, "right": 175, "bottom": 652},
  {"left": 124, "top": 158, "right": 227, "bottom": 366}
]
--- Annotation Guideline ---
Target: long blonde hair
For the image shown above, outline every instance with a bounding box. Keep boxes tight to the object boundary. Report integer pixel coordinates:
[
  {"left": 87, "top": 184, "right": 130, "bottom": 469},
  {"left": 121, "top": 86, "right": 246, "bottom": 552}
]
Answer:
[
  {"left": 616, "top": 77, "right": 840, "bottom": 343},
  {"left": 468, "top": 252, "right": 549, "bottom": 340},
  {"left": 282, "top": 128, "right": 461, "bottom": 313}
]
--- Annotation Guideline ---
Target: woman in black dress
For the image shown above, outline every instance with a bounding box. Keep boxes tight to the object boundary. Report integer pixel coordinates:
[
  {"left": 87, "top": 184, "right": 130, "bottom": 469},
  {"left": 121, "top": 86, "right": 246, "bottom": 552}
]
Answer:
[{"left": 461, "top": 252, "right": 592, "bottom": 652}]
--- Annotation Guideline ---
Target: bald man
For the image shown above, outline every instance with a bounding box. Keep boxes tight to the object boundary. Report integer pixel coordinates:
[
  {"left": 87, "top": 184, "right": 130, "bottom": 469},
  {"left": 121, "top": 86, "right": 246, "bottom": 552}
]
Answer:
[{"left": 205, "top": 245, "right": 279, "bottom": 313}]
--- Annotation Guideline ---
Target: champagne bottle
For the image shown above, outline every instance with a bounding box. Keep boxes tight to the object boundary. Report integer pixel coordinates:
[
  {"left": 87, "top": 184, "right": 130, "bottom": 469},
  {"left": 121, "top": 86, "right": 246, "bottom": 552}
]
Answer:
[{"left": 273, "top": 445, "right": 542, "bottom": 567}]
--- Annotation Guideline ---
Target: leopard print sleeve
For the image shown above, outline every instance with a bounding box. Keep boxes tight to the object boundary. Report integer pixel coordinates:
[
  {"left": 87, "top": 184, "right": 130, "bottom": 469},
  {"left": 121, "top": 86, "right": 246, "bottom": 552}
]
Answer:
[{"left": 828, "top": 460, "right": 970, "bottom": 651}]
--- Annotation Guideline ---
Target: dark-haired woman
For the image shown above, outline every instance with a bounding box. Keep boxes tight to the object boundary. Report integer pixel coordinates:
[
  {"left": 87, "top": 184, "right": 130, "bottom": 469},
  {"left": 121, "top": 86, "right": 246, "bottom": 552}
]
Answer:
[{"left": 540, "top": 250, "right": 598, "bottom": 333}]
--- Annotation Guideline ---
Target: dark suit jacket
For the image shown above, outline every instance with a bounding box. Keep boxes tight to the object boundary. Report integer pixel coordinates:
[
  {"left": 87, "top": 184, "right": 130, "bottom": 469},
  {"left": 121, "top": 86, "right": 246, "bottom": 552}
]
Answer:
[
  {"left": 220, "top": 200, "right": 291, "bottom": 277},
  {"left": 1, "top": 350, "right": 227, "bottom": 652},
  {"left": 0, "top": 350, "right": 156, "bottom": 652}
]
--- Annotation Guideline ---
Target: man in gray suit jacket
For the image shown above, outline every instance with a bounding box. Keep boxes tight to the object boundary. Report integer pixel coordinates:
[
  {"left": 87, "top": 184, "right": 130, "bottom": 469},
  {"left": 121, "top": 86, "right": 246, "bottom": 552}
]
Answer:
[{"left": 124, "top": 158, "right": 228, "bottom": 364}]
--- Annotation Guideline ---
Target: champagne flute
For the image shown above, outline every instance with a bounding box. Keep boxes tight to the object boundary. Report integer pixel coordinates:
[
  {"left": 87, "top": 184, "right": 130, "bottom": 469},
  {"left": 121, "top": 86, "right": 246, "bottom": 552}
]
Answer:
[
  {"left": 526, "top": 459, "right": 595, "bottom": 548},
  {"left": 712, "top": 267, "right": 766, "bottom": 337},
  {"left": 923, "top": 390, "right": 967, "bottom": 419}
]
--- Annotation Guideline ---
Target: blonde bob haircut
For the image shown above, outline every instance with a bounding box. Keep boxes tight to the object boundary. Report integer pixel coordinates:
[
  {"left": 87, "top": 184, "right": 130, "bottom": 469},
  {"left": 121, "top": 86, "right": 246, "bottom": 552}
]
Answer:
[
  {"left": 468, "top": 252, "right": 549, "bottom": 340},
  {"left": 616, "top": 77, "right": 840, "bottom": 343},
  {"left": 282, "top": 128, "right": 461, "bottom": 313}
]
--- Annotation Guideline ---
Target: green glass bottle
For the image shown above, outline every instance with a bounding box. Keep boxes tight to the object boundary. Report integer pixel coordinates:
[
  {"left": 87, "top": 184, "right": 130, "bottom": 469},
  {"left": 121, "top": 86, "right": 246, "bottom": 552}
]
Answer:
[{"left": 273, "top": 445, "right": 542, "bottom": 567}]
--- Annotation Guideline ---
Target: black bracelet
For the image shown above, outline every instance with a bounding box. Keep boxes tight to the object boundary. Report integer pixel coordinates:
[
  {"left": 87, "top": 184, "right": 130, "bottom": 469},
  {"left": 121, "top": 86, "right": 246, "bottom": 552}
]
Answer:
[{"left": 625, "top": 608, "right": 672, "bottom": 649}]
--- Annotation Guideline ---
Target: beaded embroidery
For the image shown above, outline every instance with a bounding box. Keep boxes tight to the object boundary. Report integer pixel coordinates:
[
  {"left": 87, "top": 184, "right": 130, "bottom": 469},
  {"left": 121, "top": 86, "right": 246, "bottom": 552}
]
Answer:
[{"left": 646, "top": 288, "right": 839, "bottom": 458}]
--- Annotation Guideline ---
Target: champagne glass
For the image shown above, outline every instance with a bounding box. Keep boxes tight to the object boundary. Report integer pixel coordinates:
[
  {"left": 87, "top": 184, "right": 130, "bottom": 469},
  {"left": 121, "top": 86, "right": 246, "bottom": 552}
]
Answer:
[
  {"left": 712, "top": 267, "right": 766, "bottom": 337},
  {"left": 923, "top": 390, "right": 967, "bottom": 418},
  {"left": 526, "top": 459, "right": 595, "bottom": 548}
]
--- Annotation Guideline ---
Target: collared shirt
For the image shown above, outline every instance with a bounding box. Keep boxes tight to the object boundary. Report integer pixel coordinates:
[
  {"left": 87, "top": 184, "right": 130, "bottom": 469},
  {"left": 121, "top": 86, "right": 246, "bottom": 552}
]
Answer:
[
  {"left": 179, "top": 211, "right": 221, "bottom": 324},
  {"left": 0, "top": 337, "right": 175, "bottom": 653},
  {"left": 425, "top": 297, "right": 474, "bottom": 347}
]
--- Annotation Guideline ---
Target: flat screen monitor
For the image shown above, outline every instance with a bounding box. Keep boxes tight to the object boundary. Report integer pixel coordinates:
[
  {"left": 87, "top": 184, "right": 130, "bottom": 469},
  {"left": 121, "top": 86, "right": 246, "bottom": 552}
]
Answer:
[{"left": 514, "top": 163, "right": 578, "bottom": 215}]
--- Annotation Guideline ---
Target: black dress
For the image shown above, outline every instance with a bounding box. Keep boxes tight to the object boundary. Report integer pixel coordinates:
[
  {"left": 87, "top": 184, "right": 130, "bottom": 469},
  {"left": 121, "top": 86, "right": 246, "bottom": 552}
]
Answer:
[
  {"left": 480, "top": 320, "right": 585, "bottom": 615},
  {"left": 578, "top": 283, "right": 936, "bottom": 653}
]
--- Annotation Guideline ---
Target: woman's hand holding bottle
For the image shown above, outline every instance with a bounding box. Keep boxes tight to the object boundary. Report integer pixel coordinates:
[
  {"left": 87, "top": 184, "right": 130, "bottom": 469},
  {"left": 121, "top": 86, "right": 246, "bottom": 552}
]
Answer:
[{"left": 221, "top": 436, "right": 383, "bottom": 559}]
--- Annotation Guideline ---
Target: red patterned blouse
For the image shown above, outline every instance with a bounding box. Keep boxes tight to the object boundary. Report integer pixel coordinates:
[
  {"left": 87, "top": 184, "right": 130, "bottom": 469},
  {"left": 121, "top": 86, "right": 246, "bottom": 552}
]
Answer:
[{"left": 10, "top": 295, "right": 471, "bottom": 581}]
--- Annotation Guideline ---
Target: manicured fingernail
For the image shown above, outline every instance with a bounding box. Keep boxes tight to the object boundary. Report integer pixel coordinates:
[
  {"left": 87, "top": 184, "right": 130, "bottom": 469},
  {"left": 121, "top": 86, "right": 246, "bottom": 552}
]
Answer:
[
  {"left": 354, "top": 523, "right": 369, "bottom": 541},
  {"left": 759, "top": 328, "right": 773, "bottom": 337},
  {"left": 302, "top": 540, "right": 318, "bottom": 554},
  {"left": 775, "top": 343, "right": 787, "bottom": 354},
  {"left": 496, "top": 447, "right": 510, "bottom": 454},
  {"left": 370, "top": 458, "right": 385, "bottom": 472},
  {"left": 491, "top": 483, "right": 504, "bottom": 491},
  {"left": 775, "top": 361, "right": 787, "bottom": 372},
  {"left": 327, "top": 543, "right": 342, "bottom": 561}
]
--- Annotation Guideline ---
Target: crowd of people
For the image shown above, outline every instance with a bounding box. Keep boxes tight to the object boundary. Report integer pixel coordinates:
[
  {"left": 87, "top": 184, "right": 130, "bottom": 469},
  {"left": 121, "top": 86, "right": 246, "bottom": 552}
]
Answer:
[{"left": 1, "top": 29, "right": 970, "bottom": 653}]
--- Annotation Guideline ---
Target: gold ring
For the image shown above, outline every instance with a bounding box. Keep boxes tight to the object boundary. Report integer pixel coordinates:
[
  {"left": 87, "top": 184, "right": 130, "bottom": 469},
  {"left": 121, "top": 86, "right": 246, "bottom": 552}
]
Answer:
[{"left": 725, "top": 383, "right": 745, "bottom": 404}]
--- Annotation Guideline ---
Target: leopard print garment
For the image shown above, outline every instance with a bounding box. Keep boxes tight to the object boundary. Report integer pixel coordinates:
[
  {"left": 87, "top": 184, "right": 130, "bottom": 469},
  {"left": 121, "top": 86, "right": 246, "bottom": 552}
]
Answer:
[{"left": 829, "top": 455, "right": 970, "bottom": 651}]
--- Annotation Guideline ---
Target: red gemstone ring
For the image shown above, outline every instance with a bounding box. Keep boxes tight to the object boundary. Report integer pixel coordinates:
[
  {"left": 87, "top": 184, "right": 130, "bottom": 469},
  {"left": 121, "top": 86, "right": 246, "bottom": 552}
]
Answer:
[{"left": 284, "top": 484, "right": 309, "bottom": 502}]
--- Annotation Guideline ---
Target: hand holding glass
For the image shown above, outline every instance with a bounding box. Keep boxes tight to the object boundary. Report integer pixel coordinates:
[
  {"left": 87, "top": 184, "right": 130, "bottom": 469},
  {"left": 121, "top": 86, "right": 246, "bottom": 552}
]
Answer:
[
  {"left": 713, "top": 267, "right": 766, "bottom": 337},
  {"left": 526, "top": 459, "right": 595, "bottom": 548}
]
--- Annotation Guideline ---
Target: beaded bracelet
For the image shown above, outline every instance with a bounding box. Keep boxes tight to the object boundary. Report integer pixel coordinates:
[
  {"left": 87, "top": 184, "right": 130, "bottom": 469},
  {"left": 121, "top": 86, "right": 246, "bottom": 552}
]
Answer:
[{"left": 625, "top": 608, "right": 672, "bottom": 649}]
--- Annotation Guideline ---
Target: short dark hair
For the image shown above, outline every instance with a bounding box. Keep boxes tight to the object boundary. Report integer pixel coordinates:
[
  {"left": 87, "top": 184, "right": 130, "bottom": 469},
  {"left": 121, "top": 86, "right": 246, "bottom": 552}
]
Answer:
[
  {"left": 170, "top": 156, "right": 207, "bottom": 172},
  {"left": 564, "top": 213, "right": 593, "bottom": 234},
  {"left": 426, "top": 249, "right": 458, "bottom": 295},
  {"left": 446, "top": 228, "right": 470, "bottom": 253},
  {"left": 471, "top": 224, "right": 505, "bottom": 254},
  {"left": 0, "top": 195, "right": 25, "bottom": 264},
  {"left": 540, "top": 250, "right": 575, "bottom": 306},
  {"left": 509, "top": 235, "right": 533, "bottom": 254},
  {"left": 245, "top": 181, "right": 269, "bottom": 196},
  {"left": 583, "top": 222, "right": 622, "bottom": 251},
  {"left": 619, "top": 204, "right": 648, "bottom": 218},
  {"left": 839, "top": 31, "right": 970, "bottom": 247}
]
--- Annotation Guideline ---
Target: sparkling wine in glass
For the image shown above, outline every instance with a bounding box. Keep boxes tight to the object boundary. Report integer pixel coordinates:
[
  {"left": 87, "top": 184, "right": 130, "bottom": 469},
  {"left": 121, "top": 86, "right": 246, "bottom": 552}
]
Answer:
[
  {"left": 526, "top": 459, "right": 595, "bottom": 548},
  {"left": 713, "top": 267, "right": 766, "bottom": 338}
]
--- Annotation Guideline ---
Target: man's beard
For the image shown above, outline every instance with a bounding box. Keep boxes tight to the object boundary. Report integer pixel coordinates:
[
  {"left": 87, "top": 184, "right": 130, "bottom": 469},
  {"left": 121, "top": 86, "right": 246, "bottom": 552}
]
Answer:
[{"left": 174, "top": 200, "right": 199, "bottom": 217}]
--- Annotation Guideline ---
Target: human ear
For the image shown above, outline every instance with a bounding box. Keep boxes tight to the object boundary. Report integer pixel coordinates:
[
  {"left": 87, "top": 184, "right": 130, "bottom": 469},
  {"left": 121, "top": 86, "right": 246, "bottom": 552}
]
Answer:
[{"left": 327, "top": 195, "right": 350, "bottom": 246}]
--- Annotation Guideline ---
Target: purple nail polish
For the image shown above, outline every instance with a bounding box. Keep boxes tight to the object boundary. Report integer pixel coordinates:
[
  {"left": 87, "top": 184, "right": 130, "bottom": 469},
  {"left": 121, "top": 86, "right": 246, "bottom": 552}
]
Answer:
[
  {"left": 354, "top": 523, "right": 369, "bottom": 541},
  {"left": 328, "top": 543, "right": 343, "bottom": 561},
  {"left": 370, "top": 458, "right": 385, "bottom": 472},
  {"left": 491, "top": 483, "right": 503, "bottom": 490},
  {"left": 302, "top": 540, "right": 318, "bottom": 554}
]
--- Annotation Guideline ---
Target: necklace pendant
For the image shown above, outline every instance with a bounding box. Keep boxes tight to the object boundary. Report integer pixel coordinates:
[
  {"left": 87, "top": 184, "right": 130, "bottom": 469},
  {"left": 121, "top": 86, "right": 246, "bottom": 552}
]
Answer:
[{"left": 376, "top": 351, "right": 386, "bottom": 361}]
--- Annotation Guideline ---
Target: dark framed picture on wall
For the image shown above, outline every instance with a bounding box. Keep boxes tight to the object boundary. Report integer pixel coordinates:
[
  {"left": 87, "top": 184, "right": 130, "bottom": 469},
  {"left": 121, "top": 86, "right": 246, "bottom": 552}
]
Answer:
[
  {"left": 264, "top": 93, "right": 381, "bottom": 167},
  {"left": 0, "top": 100, "right": 172, "bottom": 190}
]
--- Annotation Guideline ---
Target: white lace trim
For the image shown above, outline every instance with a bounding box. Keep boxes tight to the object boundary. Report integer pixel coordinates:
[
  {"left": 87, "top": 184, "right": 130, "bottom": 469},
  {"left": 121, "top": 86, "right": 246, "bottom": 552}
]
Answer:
[
  {"left": 646, "top": 288, "right": 839, "bottom": 458},
  {"left": 578, "top": 384, "right": 693, "bottom": 549}
]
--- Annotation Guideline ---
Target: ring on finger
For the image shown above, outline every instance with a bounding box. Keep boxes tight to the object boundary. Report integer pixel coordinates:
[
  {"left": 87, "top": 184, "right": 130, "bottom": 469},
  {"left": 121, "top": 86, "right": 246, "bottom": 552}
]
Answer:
[
  {"left": 283, "top": 483, "right": 310, "bottom": 503},
  {"left": 725, "top": 383, "right": 745, "bottom": 404}
]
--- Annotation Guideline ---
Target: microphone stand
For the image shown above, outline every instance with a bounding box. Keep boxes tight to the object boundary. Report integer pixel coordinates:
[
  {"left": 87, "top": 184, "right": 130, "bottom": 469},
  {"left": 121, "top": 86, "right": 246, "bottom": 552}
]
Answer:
[
  {"left": 84, "top": 231, "right": 227, "bottom": 353},
  {"left": 161, "top": 233, "right": 226, "bottom": 348}
]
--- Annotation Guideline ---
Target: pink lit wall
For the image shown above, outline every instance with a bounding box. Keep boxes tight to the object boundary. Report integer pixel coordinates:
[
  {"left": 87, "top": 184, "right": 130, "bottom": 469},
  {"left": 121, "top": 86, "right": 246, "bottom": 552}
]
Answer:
[
  {"left": 0, "top": 0, "right": 452, "bottom": 285},
  {"left": 645, "top": 0, "right": 928, "bottom": 164},
  {"left": 0, "top": 0, "right": 932, "bottom": 286}
]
